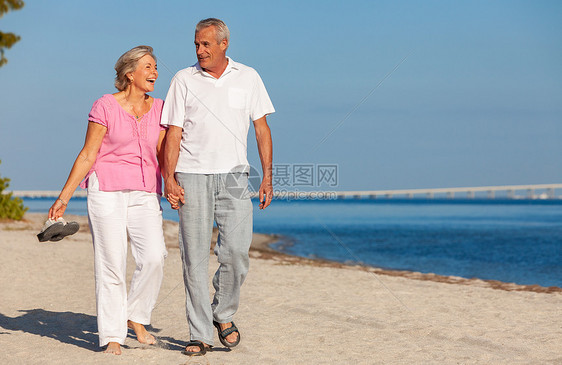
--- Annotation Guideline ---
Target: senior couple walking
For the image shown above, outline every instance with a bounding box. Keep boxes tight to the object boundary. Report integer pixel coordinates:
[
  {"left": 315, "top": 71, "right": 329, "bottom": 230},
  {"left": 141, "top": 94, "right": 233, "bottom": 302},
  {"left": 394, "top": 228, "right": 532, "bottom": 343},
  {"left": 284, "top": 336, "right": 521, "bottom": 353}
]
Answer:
[{"left": 49, "top": 18, "right": 274, "bottom": 356}]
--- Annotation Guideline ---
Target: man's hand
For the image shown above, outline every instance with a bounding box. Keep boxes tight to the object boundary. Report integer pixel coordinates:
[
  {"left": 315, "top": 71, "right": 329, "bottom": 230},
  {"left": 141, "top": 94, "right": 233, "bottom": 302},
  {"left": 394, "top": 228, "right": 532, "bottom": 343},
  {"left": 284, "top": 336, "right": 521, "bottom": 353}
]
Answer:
[
  {"left": 165, "top": 177, "right": 185, "bottom": 210},
  {"left": 258, "top": 178, "right": 273, "bottom": 209}
]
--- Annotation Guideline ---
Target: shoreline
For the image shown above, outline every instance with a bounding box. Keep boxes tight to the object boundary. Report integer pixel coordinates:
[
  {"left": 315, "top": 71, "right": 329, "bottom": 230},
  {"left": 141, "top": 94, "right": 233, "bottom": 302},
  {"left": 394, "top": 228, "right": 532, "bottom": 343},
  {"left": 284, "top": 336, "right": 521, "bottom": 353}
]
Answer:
[
  {"left": 249, "top": 231, "right": 562, "bottom": 294},
  {"left": 18, "top": 213, "right": 560, "bottom": 294}
]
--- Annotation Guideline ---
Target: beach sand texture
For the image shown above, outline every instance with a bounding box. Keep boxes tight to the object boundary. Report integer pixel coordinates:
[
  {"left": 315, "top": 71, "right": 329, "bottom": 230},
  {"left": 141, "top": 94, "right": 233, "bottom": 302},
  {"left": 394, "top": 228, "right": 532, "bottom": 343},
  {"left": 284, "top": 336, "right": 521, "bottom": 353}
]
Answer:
[{"left": 1, "top": 213, "right": 561, "bottom": 364}]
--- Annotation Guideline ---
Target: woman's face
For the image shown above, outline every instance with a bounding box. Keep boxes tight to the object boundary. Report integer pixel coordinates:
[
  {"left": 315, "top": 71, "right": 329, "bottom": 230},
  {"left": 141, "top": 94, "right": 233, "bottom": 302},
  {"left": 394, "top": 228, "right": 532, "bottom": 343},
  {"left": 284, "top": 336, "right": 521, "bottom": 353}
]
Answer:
[{"left": 129, "top": 54, "right": 158, "bottom": 92}]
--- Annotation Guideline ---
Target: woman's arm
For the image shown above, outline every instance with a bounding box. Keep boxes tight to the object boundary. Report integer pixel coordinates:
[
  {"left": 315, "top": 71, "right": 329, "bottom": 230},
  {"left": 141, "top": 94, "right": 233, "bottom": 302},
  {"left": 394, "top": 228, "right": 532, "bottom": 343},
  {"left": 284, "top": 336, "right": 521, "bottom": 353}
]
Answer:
[
  {"left": 49, "top": 122, "right": 107, "bottom": 219},
  {"left": 156, "top": 129, "right": 166, "bottom": 175}
]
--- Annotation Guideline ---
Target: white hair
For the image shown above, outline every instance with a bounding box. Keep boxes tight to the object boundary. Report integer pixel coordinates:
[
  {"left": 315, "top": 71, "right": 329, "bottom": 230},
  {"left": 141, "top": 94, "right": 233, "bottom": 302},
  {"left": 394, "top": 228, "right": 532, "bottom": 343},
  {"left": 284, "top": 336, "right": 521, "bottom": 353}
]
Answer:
[{"left": 196, "top": 18, "right": 230, "bottom": 48}]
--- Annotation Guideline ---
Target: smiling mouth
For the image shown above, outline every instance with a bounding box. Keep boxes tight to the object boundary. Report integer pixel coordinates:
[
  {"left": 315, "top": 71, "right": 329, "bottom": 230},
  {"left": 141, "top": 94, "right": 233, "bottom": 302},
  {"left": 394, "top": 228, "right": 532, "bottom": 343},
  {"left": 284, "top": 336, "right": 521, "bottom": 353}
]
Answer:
[{"left": 147, "top": 79, "right": 156, "bottom": 84}]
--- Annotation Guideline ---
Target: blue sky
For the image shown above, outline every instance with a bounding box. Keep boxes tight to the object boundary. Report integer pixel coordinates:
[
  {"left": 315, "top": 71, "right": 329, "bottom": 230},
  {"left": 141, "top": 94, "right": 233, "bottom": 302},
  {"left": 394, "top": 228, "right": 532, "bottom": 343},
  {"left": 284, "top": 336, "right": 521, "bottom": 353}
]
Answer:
[{"left": 0, "top": 0, "right": 560, "bottom": 191}]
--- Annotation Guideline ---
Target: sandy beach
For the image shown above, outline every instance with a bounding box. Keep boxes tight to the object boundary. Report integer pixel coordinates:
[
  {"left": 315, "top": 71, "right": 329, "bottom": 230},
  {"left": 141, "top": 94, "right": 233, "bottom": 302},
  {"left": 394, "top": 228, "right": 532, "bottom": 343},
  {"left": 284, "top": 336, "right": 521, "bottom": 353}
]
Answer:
[{"left": 0, "top": 213, "right": 561, "bottom": 364}]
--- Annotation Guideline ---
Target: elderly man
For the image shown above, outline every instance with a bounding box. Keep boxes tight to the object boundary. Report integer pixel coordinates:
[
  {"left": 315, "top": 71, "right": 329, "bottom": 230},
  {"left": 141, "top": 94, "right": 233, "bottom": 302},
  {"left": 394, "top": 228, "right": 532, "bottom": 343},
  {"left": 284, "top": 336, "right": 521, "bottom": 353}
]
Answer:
[{"left": 161, "top": 18, "right": 274, "bottom": 356}]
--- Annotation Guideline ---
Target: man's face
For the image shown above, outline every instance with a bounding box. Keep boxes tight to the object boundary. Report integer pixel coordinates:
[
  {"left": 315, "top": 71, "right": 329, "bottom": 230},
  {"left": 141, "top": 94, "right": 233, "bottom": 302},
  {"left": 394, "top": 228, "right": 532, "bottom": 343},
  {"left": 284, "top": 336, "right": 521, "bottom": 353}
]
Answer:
[{"left": 195, "top": 26, "right": 228, "bottom": 73}]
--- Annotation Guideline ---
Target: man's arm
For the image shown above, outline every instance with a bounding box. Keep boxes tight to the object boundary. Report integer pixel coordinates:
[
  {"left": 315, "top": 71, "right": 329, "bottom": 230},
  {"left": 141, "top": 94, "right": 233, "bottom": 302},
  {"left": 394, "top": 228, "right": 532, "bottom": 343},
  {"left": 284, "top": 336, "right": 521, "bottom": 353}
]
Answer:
[
  {"left": 253, "top": 116, "right": 273, "bottom": 209},
  {"left": 163, "top": 125, "right": 185, "bottom": 209}
]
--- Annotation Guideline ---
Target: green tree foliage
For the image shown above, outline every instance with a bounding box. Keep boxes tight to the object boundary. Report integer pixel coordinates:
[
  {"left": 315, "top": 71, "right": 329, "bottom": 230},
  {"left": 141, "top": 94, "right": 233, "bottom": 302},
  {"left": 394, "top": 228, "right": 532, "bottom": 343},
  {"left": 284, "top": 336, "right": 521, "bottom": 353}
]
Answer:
[
  {"left": 0, "top": 0, "right": 24, "bottom": 67},
  {"left": 0, "top": 160, "right": 28, "bottom": 220}
]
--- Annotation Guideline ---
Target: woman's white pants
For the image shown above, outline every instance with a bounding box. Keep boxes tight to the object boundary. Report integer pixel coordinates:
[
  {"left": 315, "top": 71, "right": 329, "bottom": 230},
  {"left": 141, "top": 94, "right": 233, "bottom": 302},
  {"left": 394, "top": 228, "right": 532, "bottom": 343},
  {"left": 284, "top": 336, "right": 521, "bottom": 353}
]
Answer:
[{"left": 87, "top": 173, "right": 167, "bottom": 347}]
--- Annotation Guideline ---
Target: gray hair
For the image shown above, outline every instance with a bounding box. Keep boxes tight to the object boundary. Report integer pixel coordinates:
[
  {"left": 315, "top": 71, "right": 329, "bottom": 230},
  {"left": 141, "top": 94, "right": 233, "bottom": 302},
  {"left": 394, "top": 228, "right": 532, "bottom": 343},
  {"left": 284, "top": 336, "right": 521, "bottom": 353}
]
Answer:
[
  {"left": 196, "top": 18, "right": 230, "bottom": 47},
  {"left": 114, "top": 45, "right": 156, "bottom": 91}
]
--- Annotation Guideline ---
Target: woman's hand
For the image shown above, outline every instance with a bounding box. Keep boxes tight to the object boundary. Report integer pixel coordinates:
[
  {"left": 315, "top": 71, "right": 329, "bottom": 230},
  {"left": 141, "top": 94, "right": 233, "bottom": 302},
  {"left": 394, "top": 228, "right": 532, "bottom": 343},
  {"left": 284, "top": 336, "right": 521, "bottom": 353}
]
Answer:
[
  {"left": 165, "top": 178, "right": 185, "bottom": 210},
  {"left": 49, "top": 198, "right": 67, "bottom": 220},
  {"left": 166, "top": 193, "right": 181, "bottom": 210}
]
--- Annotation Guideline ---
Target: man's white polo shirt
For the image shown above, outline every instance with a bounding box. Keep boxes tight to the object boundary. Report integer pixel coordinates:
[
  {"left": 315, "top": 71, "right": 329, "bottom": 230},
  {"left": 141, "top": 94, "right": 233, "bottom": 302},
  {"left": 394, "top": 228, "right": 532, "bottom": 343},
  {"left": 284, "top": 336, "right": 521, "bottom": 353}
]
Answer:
[{"left": 160, "top": 57, "right": 275, "bottom": 174}]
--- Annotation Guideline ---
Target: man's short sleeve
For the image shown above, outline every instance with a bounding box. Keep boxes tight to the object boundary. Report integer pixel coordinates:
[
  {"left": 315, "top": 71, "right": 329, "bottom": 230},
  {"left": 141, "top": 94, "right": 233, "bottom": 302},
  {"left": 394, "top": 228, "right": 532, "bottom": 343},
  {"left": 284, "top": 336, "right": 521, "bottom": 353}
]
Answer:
[
  {"left": 88, "top": 97, "right": 110, "bottom": 127},
  {"left": 250, "top": 71, "right": 275, "bottom": 122},
  {"left": 161, "top": 73, "right": 187, "bottom": 128}
]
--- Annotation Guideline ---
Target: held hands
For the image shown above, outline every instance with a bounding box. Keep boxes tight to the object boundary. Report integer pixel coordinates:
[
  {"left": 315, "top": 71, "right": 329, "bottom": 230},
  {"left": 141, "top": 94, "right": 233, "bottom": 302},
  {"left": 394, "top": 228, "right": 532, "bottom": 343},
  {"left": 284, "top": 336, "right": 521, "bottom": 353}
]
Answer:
[
  {"left": 165, "top": 178, "right": 185, "bottom": 210},
  {"left": 258, "top": 178, "right": 273, "bottom": 209},
  {"left": 49, "top": 198, "right": 67, "bottom": 220}
]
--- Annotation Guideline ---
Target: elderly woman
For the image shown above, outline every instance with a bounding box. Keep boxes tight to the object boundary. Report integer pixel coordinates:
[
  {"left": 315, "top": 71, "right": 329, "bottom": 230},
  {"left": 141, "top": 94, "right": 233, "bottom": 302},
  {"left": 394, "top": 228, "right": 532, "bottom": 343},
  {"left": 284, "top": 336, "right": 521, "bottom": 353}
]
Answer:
[{"left": 49, "top": 45, "right": 175, "bottom": 355}]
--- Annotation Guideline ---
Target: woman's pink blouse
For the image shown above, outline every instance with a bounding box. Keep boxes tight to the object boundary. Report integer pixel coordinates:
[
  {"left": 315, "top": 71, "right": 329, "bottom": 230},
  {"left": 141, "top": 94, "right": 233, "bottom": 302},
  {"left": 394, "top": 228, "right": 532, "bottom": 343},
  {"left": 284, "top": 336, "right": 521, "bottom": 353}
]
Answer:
[{"left": 79, "top": 94, "right": 165, "bottom": 194}]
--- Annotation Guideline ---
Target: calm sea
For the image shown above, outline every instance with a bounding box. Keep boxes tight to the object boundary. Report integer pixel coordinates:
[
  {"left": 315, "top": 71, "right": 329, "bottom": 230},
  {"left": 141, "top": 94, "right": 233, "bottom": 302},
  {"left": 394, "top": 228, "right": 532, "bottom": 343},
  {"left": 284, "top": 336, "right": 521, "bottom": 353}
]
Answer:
[{"left": 24, "top": 197, "right": 562, "bottom": 288}]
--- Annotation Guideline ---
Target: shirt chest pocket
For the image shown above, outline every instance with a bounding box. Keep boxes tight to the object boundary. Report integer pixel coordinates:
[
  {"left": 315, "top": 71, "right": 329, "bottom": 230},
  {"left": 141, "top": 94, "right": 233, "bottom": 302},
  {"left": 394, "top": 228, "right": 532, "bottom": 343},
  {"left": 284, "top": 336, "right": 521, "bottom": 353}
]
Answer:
[{"left": 228, "top": 88, "right": 248, "bottom": 110}]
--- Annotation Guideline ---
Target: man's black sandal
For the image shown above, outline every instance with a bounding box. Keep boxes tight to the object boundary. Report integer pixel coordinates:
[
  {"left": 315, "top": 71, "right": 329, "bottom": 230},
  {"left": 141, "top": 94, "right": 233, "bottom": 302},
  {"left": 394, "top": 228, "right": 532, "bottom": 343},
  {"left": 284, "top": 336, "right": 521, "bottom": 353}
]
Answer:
[
  {"left": 213, "top": 321, "right": 241, "bottom": 348},
  {"left": 182, "top": 340, "right": 212, "bottom": 356}
]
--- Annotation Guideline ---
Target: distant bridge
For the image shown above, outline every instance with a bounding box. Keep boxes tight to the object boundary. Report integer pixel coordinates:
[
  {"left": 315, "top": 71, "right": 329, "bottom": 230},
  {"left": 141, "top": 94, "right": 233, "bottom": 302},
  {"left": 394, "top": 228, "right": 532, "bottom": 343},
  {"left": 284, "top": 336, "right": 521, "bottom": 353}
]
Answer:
[
  {"left": 11, "top": 190, "right": 88, "bottom": 198},
  {"left": 323, "top": 183, "right": 562, "bottom": 200},
  {"left": 11, "top": 183, "right": 562, "bottom": 200}
]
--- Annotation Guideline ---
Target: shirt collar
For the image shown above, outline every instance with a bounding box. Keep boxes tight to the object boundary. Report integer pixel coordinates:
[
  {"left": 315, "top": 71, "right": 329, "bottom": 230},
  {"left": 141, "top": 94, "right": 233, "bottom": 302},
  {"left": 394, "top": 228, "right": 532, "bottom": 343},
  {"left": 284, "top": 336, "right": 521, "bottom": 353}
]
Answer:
[{"left": 193, "top": 56, "right": 238, "bottom": 77}]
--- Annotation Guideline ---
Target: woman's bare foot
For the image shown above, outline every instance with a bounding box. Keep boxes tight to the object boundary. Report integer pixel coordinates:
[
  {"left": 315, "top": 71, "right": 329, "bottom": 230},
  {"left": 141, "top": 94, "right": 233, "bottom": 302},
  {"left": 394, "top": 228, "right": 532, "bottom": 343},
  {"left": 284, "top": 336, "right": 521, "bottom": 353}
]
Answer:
[
  {"left": 104, "top": 342, "right": 122, "bottom": 355},
  {"left": 127, "top": 320, "right": 156, "bottom": 345}
]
